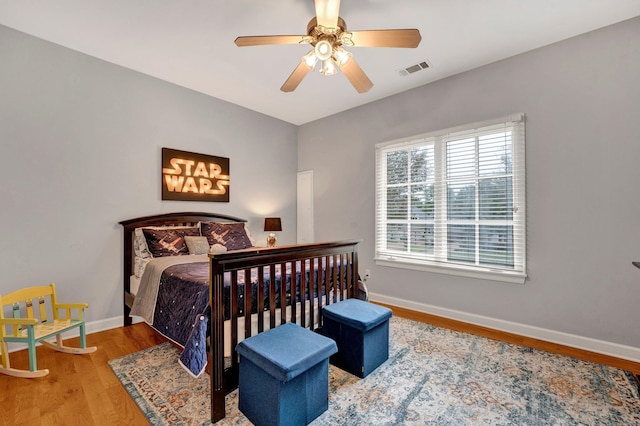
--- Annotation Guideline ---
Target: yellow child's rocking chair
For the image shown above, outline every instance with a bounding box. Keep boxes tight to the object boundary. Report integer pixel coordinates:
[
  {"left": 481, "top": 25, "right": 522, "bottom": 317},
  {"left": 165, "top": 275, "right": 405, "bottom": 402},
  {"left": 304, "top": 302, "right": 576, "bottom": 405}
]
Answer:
[{"left": 0, "top": 283, "right": 97, "bottom": 378}]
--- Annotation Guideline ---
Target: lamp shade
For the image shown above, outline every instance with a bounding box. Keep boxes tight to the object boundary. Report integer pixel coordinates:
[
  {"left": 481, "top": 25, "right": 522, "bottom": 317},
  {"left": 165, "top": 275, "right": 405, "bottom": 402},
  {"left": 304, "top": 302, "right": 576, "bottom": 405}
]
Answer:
[{"left": 264, "top": 217, "right": 282, "bottom": 232}]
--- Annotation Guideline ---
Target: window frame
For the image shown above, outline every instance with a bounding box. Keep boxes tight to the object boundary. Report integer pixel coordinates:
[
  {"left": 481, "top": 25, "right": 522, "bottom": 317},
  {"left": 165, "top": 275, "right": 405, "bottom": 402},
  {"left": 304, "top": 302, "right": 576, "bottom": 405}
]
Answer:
[{"left": 375, "top": 114, "right": 527, "bottom": 284}]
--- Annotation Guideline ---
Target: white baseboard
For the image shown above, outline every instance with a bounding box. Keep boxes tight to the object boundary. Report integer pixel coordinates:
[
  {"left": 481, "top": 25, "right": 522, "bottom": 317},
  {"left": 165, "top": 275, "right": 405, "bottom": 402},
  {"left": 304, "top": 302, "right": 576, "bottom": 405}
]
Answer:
[
  {"left": 6, "top": 315, "right": 141, "bottom": 354},
  {"left": 370, "top": 292, "right": 640, "bottom": 364}
]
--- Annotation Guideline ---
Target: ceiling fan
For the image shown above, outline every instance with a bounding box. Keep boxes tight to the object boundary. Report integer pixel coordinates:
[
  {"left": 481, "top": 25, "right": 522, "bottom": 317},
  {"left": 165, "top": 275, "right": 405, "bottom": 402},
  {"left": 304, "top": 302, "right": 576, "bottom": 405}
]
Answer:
[{"left": 234, "top": 0, "right": 422, "bottom": 93}]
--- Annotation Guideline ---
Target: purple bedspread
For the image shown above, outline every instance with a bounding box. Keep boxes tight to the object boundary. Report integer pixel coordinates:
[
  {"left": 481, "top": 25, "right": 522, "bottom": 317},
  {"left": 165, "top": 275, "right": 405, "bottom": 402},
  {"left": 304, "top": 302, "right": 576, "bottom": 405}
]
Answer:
[
  {"left": 152, "top": 261, "right": 210, "bottom": 348},
  {"left": 150, "top": 261, "right": 209, "bottom": 377}
]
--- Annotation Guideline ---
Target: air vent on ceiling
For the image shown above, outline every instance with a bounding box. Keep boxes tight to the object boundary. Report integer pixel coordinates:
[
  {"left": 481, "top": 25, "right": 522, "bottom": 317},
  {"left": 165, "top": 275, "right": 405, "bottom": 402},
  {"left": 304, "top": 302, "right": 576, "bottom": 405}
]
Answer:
[{"left": 397, "top": 61, "right": 430, "bottom": 77}]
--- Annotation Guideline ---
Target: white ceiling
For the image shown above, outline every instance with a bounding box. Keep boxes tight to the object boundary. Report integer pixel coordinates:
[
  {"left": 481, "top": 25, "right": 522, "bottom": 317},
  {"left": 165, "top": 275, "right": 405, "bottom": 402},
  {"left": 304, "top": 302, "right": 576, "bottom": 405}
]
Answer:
[{"left": 1, "top": 1, "right": 639, "bottom": 125}]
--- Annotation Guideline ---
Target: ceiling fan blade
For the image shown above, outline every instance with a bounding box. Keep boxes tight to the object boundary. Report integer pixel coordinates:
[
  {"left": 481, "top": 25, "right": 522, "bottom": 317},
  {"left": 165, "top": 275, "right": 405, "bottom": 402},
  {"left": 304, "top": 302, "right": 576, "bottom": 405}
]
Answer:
[
  {"left": 235, "top": 35, "right": 307, "bottom": 47},
  {"left": 314, "top": 0, "right": 341, "bottom": 28},
  {"left": 339, "top": 57, "right": 373, "bottom": 93},
  {"left": 349, "top": 29, "right": 422, "bottom": 48},
  {"left": 280, "top": 61, "right": 313, "bottom": 92}
]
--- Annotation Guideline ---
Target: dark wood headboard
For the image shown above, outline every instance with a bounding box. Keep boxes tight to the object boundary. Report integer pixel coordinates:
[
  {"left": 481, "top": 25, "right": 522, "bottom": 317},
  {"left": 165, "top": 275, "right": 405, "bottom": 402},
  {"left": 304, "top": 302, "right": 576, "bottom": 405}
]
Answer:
[{"left": 119, "top": 212, "right": 247, "bottom": 326}]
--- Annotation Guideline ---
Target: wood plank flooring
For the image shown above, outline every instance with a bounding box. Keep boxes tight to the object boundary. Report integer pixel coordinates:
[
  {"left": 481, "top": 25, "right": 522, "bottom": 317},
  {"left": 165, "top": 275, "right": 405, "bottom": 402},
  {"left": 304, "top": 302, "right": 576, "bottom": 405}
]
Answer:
[
  {"left": 0, "top": 323, "right": 167, "bottom": 426},
  {"left": 1, "top": 306, "right": 638, "bottom": 425}
]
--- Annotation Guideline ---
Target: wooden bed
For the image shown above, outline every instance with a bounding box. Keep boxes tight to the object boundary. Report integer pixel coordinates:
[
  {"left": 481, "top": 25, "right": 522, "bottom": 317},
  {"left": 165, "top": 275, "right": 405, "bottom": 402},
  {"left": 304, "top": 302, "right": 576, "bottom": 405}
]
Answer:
[{"left": 119, "top": 212, "right": 361, "bottom": 423}]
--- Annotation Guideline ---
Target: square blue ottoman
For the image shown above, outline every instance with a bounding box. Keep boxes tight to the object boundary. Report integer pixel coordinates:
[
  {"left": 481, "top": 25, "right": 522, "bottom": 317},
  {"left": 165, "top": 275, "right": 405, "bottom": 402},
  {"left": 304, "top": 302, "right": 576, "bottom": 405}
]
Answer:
[
  {"left": 235, "top": 322, "right": 338, "bottom": 426},
  {"left": 322, "top": 299, "right": 392, "bottom": 378}
]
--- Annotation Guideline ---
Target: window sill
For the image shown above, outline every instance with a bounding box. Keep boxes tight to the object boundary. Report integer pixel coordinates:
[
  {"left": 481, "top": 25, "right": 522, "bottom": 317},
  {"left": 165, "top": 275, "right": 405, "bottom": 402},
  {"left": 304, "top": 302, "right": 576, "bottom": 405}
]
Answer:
[{"left": 374, "top": 256, "right": 527, "bottom": 284}]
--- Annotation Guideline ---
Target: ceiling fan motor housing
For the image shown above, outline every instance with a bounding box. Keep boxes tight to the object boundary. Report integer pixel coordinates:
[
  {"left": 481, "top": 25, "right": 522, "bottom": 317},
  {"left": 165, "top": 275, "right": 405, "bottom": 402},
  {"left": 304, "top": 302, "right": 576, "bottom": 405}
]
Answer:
[{"left": 307, "top": 17, "right": 348, "bottom": 38}]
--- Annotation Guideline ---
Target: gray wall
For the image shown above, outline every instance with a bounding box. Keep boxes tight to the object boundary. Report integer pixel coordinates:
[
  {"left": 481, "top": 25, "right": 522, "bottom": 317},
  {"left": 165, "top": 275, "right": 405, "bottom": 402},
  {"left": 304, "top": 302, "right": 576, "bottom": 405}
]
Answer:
[
  {"left": 299, "top": 17, "right": 640, "bottom": 349},
  {"left": 0, "top": 25, "right": 298, "bottom": 324}
]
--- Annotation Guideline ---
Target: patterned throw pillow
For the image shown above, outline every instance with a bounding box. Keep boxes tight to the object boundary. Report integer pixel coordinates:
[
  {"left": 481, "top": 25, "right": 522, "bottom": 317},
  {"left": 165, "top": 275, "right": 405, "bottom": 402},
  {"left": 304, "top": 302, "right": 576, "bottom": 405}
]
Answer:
[
  {"left": 200, "top": 222, "right": 253, "bottom": 251},
  {"left": 134, "top": 229, "right": 153, "bottom": 260},
  {"left": 142, "top": 227, "right": 200, "bottom": 257},
  {"left": 184, "top": 236, "right": 210, "bottom": 255}
]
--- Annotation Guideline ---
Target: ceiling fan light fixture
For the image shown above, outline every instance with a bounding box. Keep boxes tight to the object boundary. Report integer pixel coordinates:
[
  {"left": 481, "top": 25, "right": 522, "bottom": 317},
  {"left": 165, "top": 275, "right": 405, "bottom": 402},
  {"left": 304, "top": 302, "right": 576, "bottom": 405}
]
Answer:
[
  {"left": 314, "top": 39, "right": 333, "bottom": 61},
  {"left": 333, "top": 47, "right": 351, "bottom": 65},
  {"left": 302, "top": 50, "right": 318, "bottom": 68},
  {"left": 320, "top": 58, "right": 337, "bottom": 75}
]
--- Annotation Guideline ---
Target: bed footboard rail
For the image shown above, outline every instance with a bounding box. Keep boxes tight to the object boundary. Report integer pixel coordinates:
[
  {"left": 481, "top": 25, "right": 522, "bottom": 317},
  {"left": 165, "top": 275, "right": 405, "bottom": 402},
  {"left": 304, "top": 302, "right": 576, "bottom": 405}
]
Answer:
[{"left": 208, "top": 239, "right": 360, "bottom": 423}]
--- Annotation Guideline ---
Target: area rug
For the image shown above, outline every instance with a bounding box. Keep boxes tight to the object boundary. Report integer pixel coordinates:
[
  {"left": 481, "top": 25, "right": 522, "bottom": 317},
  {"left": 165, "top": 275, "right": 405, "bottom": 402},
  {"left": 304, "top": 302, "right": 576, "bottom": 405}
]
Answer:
[{"left": 108, "top": 317, "right": 640, "bottom": 425}]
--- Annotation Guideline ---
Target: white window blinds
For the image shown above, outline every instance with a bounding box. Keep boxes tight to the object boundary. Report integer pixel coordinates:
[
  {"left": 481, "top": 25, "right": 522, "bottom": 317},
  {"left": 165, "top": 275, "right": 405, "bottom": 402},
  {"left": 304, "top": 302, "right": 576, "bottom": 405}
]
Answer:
[{"left": 375, "top": 114, "right": 526, "bottom": 283}]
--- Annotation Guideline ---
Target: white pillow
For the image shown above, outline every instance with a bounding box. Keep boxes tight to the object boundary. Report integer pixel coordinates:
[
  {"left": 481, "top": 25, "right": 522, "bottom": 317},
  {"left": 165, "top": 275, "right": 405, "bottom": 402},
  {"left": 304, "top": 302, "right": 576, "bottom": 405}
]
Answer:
[{"left": 209, "top": 244, "right": 228, "bottom": 254}]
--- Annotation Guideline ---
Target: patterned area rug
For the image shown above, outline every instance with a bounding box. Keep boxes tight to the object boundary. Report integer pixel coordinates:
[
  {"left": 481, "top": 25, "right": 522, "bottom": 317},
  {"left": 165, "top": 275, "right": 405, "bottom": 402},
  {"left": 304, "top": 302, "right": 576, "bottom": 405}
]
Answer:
[{"left": 108, "top": 317, "right": 640, "bottom": 425}]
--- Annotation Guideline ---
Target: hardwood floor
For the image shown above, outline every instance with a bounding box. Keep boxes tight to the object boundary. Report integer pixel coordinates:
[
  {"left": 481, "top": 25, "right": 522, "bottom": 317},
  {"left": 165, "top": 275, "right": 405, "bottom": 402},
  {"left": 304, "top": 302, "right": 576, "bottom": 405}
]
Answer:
[
  {"left": 1, "top": 307, "right": 638, "bottom": 425},
  {"left": 0, "top": 323, "right": 167, "bottom": 426}
]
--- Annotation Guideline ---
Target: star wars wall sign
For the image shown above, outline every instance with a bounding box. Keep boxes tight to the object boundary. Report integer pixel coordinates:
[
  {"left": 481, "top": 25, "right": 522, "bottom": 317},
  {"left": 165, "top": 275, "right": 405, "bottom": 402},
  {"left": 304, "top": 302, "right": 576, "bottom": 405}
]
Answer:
[{"left": 162, "top": 148, "right": 230, "bottom": 202}]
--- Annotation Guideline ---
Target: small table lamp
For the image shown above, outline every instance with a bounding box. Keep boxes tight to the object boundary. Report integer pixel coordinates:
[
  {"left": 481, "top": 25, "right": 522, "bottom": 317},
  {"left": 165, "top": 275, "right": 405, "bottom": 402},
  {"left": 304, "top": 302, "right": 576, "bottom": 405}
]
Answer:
[{"left": 264, "top": 217, "right": 282, "bottom": 247}]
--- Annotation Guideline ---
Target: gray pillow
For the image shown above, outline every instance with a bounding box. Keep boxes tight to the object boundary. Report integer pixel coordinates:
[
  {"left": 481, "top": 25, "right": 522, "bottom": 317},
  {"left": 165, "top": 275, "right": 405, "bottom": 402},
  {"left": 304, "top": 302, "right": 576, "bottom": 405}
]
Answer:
[{"left": 184, "top": 236, "right": 210, "bottom": 255}]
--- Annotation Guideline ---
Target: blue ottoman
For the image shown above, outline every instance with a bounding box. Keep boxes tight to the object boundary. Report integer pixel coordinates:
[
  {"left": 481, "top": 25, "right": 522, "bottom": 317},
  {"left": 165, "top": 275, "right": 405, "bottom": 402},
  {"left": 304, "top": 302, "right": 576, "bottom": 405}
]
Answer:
[
  {"left": 235, "top": 322, "right": 337, "bottom": 426},
  {"left": 322, "top": 299, "right": 392, "bottom": 378}
]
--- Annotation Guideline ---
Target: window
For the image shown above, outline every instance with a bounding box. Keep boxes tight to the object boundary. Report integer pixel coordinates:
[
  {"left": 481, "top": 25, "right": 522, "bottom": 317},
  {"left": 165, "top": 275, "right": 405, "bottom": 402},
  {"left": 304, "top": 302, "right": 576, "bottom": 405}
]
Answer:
[{"left": 375, "top": 114, "right": 526, "bottom": 283}]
